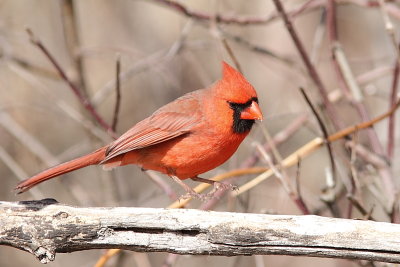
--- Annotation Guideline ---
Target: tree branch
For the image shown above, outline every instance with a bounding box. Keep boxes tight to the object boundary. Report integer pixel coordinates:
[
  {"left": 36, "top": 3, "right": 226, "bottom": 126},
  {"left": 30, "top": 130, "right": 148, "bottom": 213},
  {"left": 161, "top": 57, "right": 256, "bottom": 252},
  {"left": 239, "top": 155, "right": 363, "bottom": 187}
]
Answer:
[
  {"left": 26, "top": 28, "right": 117, "bottom": 138},
  {"left": 2, "top": 199, "right": 400, "bottom": 264},
  {"left": 271, "top": 0, "right": 343, "bottom": 130}
]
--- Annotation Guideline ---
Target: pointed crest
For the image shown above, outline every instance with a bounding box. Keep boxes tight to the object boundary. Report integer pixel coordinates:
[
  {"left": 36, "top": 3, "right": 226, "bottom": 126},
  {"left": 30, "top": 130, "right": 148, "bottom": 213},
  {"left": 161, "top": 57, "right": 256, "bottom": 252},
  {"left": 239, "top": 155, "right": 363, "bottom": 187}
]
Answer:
[
  {"left": 222, "top": 61, "right": 239, "bottom": 80},
  {"left": 215, "top": 61, "right": 258, "bottom": 103}
]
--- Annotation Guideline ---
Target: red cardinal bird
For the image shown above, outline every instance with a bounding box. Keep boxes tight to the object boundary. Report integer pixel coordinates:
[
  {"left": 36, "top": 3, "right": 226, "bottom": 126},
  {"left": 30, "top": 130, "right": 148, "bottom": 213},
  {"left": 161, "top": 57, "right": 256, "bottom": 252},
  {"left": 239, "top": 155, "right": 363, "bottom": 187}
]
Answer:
[{"left": 15, "top": 62, "right": 262, "bottom": 198}]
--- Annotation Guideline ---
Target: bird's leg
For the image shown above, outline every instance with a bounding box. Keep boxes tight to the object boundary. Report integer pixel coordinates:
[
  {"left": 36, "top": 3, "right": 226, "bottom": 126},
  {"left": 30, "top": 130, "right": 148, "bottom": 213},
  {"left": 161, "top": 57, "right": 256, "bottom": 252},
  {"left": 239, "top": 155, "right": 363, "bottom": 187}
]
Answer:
[
  {"left": 170, "top": 175, "right": 207, "bottom": 201},
  {"left": 191, "top": 176, "right": 238, "bottom": 197}
]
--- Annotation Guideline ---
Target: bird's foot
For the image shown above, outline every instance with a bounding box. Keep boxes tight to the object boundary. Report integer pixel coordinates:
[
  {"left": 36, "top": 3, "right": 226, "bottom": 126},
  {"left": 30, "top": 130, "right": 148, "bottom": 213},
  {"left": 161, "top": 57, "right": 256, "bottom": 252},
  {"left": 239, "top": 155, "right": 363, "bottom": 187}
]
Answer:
[
  {"left": 171, "top": 175, "right": 209, "bottom": 202},
  {"left": 205, "top": 181, "right": 238, "bottom": 199},
  {"left": 214, "top": 181, "right": 238, "bottom": 191},
  {"left": 179, "top": 191, "right": 209, "bottom": 202},
  {"left": 191, "top": 176, "right": 237, "bottom": 196},
  {"left": 172, "top": 176, "right": 237, "bottom": 201}
]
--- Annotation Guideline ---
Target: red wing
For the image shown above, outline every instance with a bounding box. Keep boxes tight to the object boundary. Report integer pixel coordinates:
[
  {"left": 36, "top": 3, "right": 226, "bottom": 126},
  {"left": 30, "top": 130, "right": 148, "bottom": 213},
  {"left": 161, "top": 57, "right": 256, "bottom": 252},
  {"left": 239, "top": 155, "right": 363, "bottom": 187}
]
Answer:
[{"left": 103, "top": 91, "right": 203, "bottom": 162}]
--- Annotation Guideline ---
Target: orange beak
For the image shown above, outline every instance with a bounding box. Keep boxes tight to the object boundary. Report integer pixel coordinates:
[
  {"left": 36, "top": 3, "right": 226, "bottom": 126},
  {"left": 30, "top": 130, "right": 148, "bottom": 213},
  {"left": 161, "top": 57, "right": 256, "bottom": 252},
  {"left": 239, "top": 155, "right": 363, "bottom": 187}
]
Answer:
[{"left": 240, "top": 101, "right": 263, "bottom": 120}]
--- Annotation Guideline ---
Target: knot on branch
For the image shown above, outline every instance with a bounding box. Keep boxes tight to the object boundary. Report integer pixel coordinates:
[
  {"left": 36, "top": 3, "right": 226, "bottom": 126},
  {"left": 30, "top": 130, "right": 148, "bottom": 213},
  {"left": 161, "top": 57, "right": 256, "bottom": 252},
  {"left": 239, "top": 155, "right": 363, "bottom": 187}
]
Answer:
[{"left": 34, "top": 246, "right": 55, "bottom": 264}]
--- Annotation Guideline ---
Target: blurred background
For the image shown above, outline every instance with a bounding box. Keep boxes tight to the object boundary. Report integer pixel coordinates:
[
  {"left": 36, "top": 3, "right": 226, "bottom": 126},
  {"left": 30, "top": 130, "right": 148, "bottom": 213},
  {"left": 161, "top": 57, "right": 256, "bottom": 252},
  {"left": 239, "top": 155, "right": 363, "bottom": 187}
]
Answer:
[{"left": 1, "top": 0, "right": 399, "bottom": 266}]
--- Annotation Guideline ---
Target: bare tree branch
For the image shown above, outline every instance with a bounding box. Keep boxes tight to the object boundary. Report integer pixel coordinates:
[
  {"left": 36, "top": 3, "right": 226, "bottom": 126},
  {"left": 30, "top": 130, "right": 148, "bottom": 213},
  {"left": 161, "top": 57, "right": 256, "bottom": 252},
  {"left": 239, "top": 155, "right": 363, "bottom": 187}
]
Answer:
[
  {"left": 387, "top": 43, "right": 400, "bottom": 160},
  {"left": 149, "top": 0, "right": 400, "bottom": 26},
  {"left": 3, "top": 199, "right": 400, "bottom": 264},
  {"left": 299, "top": 87, "right": 336, "bottom": 185},
  {"left": 26, "top": 28, "right": 117, "bottom": 138},
  {"left": 271, "top": 0, "right": 343, "bottom": 130},
  {"left": 112, "top": 55, "right": 122, "bottom": 132}
]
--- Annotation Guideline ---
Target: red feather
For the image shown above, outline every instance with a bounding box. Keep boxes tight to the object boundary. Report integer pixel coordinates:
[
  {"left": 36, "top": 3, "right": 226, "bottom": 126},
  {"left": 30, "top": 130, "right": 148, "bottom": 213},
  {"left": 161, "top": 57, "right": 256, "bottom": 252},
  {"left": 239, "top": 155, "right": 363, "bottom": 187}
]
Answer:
[{"left": 15, "top": 62, "right": 262, "bottom": 194}]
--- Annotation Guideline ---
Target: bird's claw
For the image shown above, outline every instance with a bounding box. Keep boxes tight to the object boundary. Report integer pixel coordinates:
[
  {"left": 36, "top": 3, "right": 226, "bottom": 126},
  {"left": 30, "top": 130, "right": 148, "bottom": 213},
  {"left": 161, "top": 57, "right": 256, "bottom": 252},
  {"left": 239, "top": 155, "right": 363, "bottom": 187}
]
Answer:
[
  {"left": 177, "top": 181, "right": 238, "bottom": 202},
  {"left": 179, "top": 192, "right": 210, "bottom": 202},
  {"left": 204, "top": 181, "right": 237, "bottom": 199},
  {"left": 214, "top": 181, "right": 237, "bottom": 191}
]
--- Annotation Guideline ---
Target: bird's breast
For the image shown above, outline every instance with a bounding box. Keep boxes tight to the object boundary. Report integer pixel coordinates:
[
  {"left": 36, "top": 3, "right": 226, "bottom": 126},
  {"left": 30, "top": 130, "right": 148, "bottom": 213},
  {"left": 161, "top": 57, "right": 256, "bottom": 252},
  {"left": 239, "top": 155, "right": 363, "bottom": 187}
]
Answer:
[{"left": 130, "top": 128, "right": 248, "bottom": 179}]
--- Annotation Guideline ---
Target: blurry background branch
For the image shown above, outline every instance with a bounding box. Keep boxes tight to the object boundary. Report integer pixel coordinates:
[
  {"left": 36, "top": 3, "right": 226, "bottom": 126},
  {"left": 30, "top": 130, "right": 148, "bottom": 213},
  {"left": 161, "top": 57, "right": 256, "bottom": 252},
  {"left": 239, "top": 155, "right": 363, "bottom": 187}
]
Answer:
[
  {"left": 2, "top": 0, "right": 400, "bottom": 266},
  {"left": 3, "top": 200, "right": 400, "bottom": 264}
]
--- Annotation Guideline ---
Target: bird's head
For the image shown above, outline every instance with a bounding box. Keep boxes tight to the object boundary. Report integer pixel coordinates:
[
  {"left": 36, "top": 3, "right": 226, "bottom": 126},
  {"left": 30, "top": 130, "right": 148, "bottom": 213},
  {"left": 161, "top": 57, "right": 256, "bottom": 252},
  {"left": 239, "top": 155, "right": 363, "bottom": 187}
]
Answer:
[{"left": 214, "top": 61, "right": 263, "bottom": 133}]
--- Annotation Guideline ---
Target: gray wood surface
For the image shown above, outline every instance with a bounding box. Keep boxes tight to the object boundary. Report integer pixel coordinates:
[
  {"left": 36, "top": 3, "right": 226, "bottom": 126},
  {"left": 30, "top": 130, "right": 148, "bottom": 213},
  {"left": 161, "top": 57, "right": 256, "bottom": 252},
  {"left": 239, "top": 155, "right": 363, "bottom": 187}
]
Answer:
[{"left": 1, "top": 199, "right": 400, "bottom": 264}]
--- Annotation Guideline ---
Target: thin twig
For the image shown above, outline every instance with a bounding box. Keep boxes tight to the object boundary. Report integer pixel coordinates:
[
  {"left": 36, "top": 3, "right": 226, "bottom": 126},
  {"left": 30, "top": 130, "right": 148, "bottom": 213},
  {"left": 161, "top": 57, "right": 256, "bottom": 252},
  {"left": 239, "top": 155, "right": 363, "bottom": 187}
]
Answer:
[
  {"left": 94, "top": 249, "right": 121, "bottom": 267},
  {"left": 222, "top": 30, "right": 295, "bottom": 66},
  {"left": 326, "top": 0, "right": 395, "bottom": 206},
  {"left": 346, "top": 141, "right": 388, "bottom": 170},
  {"left": 328, "top": 0, "right": 383, "bottom": 155},
  {"left": 259, "top": 123, "right": 285, "bottom": 167},
  {"left": 235, "top": 97, "right": 400, "bottom": 196},
  {"left": 61, "top": 0, "right": 87, "bottom": 92},
  {"left": 221, "top": 39, "right": 242, "bottom": 73},
  {"left": 151, "top": 0, "right": 321, "bottom": 25},
  {"left": 310, "top": 8, "right": 327, "bottom": 64},
  {"left": 112, "top": 55, "right": 121, "bottom": 132},
  {"left": 357, "top": 65, "right": 393, "bottom": 85},
  {"left": 7, "top": 61, "right": 110, "bottom": 142},
  {"left": 294, "top": 158, "right": 303, "bottom": 206},
  {"left": 259, "top": 120, "right": 311, "bottom": 214},
  {"left": 255, "top": 142, "right": 310, "bottom": 215},
  {"left": 255, "top": 143, "right": 286, "bottom": 189},
  {"left": 92, "top": 23, "right": 195, "bottom": 107},
  {"left": 377, "top": 0, "right": 398, "bottom": 50},
  {"left": 150, "top": 0, "right": 400, "bottom": 27},
  {"left": 347, "top": 133, "right": 361, "bottom": 219},
  {"left": 299, "top": 87, "right": 336, "bottom": 186},
  {"left": 272, "top": 0, "right": 343, "bottom": 130},
  {"left": 328, "top": 101, "right": 400, "bottom": 144},
  {"left": 26, "top": 28, "right": 116, "bottom": 138},
  {"left": 347, "top": 195, "right": 376, "bottom": 220},
  {"left": 327, "top": 0, "right": 353, "bottom": 102},
  {"left": 328, "top": 1, "right": 387, "bottom": 157},
  {"left": 295, "top": 159, "right": 312, "bottom": 215},
  {"left": 332, "top": 44, "right": 385, "bottom": 157},
  {"left": 300, "top": 86, "right": 338, "bottom": 216},
  {"left": 330, "top": 91, "right": 400, "bottom": 143},
  {"left": 333, "top": 43, "right": 363, "bottom": 102},
  {"left": 388, "top": 44, "right": 400, "bottom": 160},
  {"left": 320, "top": 166, "right": 342, "bottom": 217},
  {"left": 243, "top": 114, "right": 309, "bottom": 167}
]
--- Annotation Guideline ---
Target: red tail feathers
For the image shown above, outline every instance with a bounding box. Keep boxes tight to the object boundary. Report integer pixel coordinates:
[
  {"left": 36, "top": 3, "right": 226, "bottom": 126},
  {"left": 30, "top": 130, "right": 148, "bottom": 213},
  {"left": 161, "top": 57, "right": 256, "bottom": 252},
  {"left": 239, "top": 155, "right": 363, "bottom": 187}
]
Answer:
[{"left": 15, "top": 147, "right": 107, "bottom": 194}]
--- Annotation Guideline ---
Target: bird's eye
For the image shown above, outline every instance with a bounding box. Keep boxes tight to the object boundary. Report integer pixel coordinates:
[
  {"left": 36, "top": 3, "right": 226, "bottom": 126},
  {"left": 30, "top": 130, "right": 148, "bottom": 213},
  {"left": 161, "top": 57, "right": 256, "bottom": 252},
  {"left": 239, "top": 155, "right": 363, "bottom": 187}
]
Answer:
[{"left": 227, "top": 97, "right": 258, "bottom": 109}]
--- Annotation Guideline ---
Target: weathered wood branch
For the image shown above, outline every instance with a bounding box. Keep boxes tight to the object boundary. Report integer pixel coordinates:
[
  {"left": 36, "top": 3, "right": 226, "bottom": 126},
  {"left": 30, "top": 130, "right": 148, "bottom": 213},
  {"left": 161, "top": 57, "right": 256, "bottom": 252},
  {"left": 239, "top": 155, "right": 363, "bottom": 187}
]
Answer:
[{"left": 1, "top": 199, "right": 400, "bottom": 264}]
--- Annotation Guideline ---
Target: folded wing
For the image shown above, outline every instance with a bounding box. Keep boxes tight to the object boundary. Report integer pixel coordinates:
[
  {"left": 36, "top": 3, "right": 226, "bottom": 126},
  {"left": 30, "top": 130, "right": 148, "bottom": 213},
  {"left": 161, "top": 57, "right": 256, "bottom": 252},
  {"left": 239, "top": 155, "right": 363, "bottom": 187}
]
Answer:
[{"left": 103, "top": 91, "right": 203, "bottom": 162}]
